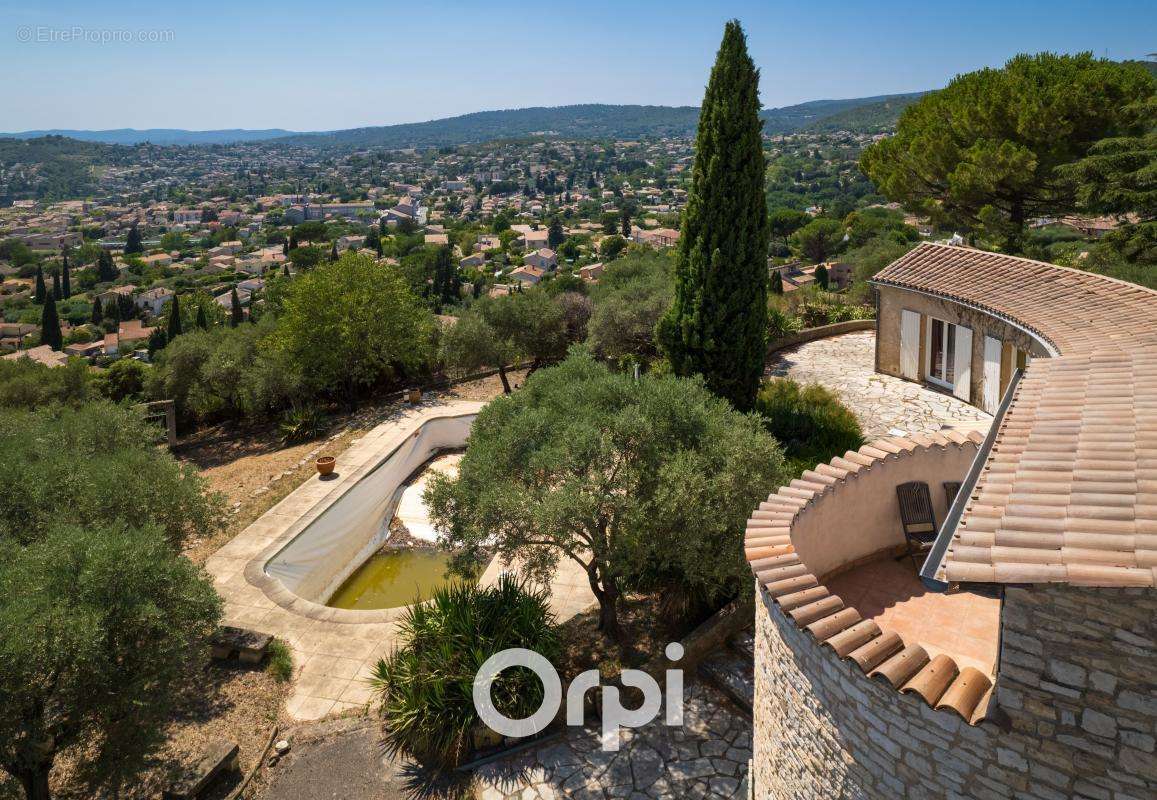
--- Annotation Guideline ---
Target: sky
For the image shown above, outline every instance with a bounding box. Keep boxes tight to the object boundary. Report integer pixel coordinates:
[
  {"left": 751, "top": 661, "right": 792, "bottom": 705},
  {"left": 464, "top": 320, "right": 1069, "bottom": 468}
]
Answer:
[{"left": 1, "top": 0, "right": 1154, "bottom": 132}]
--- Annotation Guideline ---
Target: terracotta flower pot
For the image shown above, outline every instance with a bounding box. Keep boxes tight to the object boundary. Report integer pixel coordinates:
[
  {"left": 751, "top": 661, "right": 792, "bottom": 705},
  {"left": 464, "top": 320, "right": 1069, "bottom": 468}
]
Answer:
[{"left": 316, "top": 456, "right": 336, "bottom": 476}]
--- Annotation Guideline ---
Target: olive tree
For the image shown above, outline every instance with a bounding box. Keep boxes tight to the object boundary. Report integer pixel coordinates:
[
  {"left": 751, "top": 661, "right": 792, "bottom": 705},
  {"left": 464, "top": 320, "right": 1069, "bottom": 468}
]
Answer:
[
  {"left": 0, "top": 402, "right": 224, "bottom": 548},
  {"left": 0, "top": 523, "right": 221, "bottom": 800},
  {"left": 425, "top": 351, "right": 786, "bottom": 641},
  {"left": 438, "top": 289, "right": 568, "bottom": 393}
]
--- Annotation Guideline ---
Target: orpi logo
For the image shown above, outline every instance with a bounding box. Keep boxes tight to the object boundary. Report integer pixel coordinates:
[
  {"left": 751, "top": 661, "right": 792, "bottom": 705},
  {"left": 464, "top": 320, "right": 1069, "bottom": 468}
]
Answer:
[{"left": 472, "top": 643, "right": 685, "bottom": 751}]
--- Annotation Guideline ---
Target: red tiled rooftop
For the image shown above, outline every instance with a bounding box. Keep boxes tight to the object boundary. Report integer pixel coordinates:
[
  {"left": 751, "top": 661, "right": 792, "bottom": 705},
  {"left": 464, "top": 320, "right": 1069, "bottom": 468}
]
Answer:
[{"left": 873, "top": 243, "right": 1157, "bottom": 588}]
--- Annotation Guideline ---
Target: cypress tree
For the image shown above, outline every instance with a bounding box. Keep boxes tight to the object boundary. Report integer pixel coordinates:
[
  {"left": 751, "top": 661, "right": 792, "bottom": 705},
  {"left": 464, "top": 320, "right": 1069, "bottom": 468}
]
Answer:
[
  {"left": 770, "top": 269, "right": 784, "bottom": 295},
  {"left": 195, "top": 304, "right": 208, "bottom": 330},
  {"left": 97, "top": 250, "right": 118, "bottom": 283},
  {"left": 548, "top": 217, "right": 565, "bottom": 249},
  {"left": 125, "top": 224, "right": 143, "bottom": 255},
  {"left": 620, "top": 207, "right": 632, "bottom": 238},
  {"left": 329, "top": 240, "right": 339, "bottom": 262},
  {"left": 815, "top": 263, "right": 830, "bottom": 290},
  {"left": 40, "top": 293, "right": 62, "bottom": 351},
  {"left": 230, "top": 288, "right": 243, "bottom": 327},
  {"left": 34, "top": 265, "right": 46, "bottom": 304},
  {"left": 91, "top": 296, "right": 104, "bottom": 325},
  {"left": 167, "top": 294, "right": 183, "bottom": 340},
  {"left": 52, "top": 270, "right": 61, "bottom": 299},
  {"left": 658, "top": 20, "right": 768, "bottom": 411},
  {"left": 60, "top": 251, "right": 71, "bottom": 298}
]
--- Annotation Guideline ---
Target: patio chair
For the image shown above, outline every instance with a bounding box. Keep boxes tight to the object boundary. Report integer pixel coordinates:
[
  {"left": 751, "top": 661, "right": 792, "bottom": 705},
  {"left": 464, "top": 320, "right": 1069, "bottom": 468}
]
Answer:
[
  {"left": 895, "top": 481, "right": 937, "bottom": 570},
  {"left": 943, "top": 481, "right": 962, "bottom": 508}
]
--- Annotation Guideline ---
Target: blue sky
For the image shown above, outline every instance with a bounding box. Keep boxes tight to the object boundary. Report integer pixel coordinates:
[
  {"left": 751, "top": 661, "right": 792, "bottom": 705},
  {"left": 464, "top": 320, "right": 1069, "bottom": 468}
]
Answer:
[{"left": 2, "top": 1, "right": 1154, "bottom": 131}]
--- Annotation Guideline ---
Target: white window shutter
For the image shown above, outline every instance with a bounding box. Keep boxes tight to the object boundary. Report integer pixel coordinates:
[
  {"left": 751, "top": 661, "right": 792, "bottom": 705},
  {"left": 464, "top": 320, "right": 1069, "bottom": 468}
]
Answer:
[
  {"left": 953, "top": 326, "right": 972, "bottom": 401},
  {"left": 900, "top": 310, "right": 920, "bottom": 380},
  {"left": 982, "top": 336, "right": 1001, "bottom": 413}
]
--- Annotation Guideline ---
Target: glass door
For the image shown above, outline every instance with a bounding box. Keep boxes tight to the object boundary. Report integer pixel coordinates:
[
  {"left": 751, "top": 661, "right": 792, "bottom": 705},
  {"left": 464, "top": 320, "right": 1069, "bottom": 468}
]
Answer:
[{"left": 927, "top": 318, "right": 955, "bottom": 389}]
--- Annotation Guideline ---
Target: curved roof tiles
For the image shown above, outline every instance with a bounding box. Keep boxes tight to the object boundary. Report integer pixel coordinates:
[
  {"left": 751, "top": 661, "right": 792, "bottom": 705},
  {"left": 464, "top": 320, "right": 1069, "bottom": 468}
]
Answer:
[
  {"left": 872, "top": 243, "right": 1157, "bottom": 587},
  {"left": 746, "top": 432, "right": 996, "bottom": 725}
]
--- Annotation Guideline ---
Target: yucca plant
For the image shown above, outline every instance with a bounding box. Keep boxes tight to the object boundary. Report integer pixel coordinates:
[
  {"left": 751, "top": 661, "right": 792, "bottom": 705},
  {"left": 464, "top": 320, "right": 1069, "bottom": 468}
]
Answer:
[
  {"left": 369, "top": 574, "right": 559, "bottom": 769},
  {"left": 279, "top": 404, "right": 327, "bottom": 444}
]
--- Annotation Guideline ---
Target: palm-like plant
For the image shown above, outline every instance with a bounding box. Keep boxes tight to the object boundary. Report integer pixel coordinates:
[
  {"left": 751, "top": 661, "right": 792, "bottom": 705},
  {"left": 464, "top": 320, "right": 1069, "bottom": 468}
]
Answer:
[{"left": 370, "top": 575, "right": 559, "bottom": 768}]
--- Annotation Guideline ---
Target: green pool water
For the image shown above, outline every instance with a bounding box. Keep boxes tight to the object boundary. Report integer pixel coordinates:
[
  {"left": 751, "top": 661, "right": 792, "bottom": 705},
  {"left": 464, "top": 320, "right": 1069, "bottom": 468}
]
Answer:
[{"left": 327, "top": 550, "right": 463, "bottom": 610}]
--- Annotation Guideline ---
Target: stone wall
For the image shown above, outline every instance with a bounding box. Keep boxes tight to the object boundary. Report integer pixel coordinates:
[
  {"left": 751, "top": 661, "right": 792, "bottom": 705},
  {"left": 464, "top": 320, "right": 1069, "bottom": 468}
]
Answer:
[
  {"left": 996, "top": 585, "right": 1157, "bottom": 799},
  {"left": 766, "top": 319, "right": 877, "bottom": 357},
  {"left": 752, "top": 581, "right": 1157, "bottom": 799},
  {"left": 875, "top": 285, "right": 1050, "bottom": 406}
]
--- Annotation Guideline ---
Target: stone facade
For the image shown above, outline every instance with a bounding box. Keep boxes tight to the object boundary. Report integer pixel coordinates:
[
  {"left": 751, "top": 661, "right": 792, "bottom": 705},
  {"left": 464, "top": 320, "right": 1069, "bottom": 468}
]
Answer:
[
  {"left": 875, "top": 285, "right": 1050, "bottom": 407},
  {"left": 752, "top": 581, "right": 1157, "bottom": 799}
]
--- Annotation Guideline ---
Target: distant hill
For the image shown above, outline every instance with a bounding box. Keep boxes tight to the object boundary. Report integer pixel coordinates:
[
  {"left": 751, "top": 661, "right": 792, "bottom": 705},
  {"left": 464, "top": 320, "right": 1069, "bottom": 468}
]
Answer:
[
  {"left": 275, "top": 94, "right": 925, "bottom": 150},
  {"left": 0, "top": 135, "right": 135, "bottom": 201},
  {"left": 0, "top": 93, "right": 924, "bottom": 152},
  {"left": 0, "top": 128, "right": 297, "bottom": 145},
  {"left": 804, "top": 93, "right": 926, "bottom": 133}
]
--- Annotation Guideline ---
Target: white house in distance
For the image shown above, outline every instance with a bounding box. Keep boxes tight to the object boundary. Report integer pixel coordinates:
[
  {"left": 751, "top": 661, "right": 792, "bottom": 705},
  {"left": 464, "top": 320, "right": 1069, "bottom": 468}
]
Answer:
[{"left": 135, "top": 287, "right": 175, "bottom": 317}]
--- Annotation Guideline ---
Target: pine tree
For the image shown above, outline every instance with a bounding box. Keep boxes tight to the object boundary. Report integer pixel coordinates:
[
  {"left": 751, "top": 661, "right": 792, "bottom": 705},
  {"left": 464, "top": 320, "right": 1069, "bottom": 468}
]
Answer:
[
  {"left": 91, "top": 296, "right": 104, "bottom": 325},
  {"left": 167, "top": 294, "right": 183, "bottom": 340},
  {"left": 40, "top": 292, "right": 62, "bottom": 351},
  {"left": 34, "top": 265, "right": 46, "bottom": 304},
  {"left": 60, "top": 251, "right": 71, "bottom": 298},
  {"left": 230, "top": 288, "right": 243, "bottom": 327},
  {"left": 125, "top": 224, "right": 143, "bottom": 255},
  {"left": 658, "top": 20, "right": 769, "bottom": 411}
]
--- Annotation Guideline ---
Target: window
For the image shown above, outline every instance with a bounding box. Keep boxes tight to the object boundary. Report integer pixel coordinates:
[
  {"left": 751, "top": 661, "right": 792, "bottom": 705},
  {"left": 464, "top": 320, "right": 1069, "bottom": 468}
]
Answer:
[{"left": 927, "top": 318, "right": 956, "bottom": 389}]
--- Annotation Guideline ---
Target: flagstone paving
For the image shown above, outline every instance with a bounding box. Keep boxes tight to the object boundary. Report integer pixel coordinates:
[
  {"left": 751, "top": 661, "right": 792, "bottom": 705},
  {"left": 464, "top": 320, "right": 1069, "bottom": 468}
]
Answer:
[
  {"left": 473, "top": 682, "right": 751, "bottom": 799},
  {"left": 766, "top": 331, "right": 991, "bottom": 438}
]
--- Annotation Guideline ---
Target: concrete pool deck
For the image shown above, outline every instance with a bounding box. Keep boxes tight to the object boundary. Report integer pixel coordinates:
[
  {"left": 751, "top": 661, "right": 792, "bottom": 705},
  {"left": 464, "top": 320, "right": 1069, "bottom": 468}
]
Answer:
[{"left": 205, "top": 399, "right": 596, "bottom": 721}]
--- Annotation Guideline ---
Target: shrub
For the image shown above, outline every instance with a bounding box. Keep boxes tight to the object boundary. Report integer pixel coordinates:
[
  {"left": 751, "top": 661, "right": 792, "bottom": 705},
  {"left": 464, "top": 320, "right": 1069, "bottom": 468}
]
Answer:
[
  {"left": 370, "top": 575, "right": 559, "bottom": 768},
  {"left": 279, "top": 404, "right": 328, "bottom": 444},
  {"left": 766, "top": 305, "right": 803, "bottom": 341},
  {"left": 266, "top": 639, "right": 294, "bottom": 682},
  {"left": 755, "top": 378, "right": 864, "bottom": 472},
  {"left": 0, "top": 356, "right": 94, "bottom": 409},
  {"left": 0, "top": 523, "right": 221, "bottom": 798},
  {"left": 0, "top": 402, "right": 224, "bottom": 548}
]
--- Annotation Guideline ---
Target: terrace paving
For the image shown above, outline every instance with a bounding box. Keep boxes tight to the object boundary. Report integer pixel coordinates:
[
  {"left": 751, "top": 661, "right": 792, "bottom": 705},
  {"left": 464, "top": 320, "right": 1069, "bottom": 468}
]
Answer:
[
  {"left": 766, "top": 331, "right": 991, "bottom": 438},
  {"left": 474, "top": 681, "right": 751, "bottom": 799}
]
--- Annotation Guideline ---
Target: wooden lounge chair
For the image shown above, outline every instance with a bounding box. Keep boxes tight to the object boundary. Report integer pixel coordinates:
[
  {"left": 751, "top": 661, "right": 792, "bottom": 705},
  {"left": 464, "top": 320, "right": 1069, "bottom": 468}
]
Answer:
[
  {"left": 896, "top": 481, "right": 937, "bottom": 570},
  {"left": 943, "top": 481, "right": 962, "bottom": 508}
]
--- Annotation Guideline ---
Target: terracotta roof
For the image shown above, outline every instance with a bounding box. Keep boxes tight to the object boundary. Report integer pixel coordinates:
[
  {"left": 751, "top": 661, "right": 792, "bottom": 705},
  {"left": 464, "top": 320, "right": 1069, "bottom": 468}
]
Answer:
[
  {"left": 746, "top": 433, "right": 995, "bottom": 725},
  {"left": 872, "top": 243, "right": 1157, "bottom": 588},
  {"left": 940, "top": 348, "right": 1157, "bottom": 587},
  {"left": 872, "top": 242, "right": 1157, "bottom": 356}
]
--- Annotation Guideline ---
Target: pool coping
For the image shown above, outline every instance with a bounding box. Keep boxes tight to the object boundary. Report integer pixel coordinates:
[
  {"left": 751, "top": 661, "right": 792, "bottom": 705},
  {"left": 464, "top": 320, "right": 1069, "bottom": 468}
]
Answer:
[{"left": 241, "top": 402, "right": 486, "bottom": 625}]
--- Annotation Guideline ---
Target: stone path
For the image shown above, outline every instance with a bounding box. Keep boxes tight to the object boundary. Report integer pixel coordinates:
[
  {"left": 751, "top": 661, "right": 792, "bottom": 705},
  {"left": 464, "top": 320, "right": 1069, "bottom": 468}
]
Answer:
[
  {"left": 473, "top": 682, "right": 751, "bottom": 799},
  {"left": 766, "top": 331, "right": 991, "bottom": 438}
]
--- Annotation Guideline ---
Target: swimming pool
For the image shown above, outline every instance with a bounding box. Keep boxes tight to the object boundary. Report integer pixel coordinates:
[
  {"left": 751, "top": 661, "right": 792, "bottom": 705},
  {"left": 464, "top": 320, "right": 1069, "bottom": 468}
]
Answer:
[{"left": 262, "top": 411, "right": 477, "bottom": 607}]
